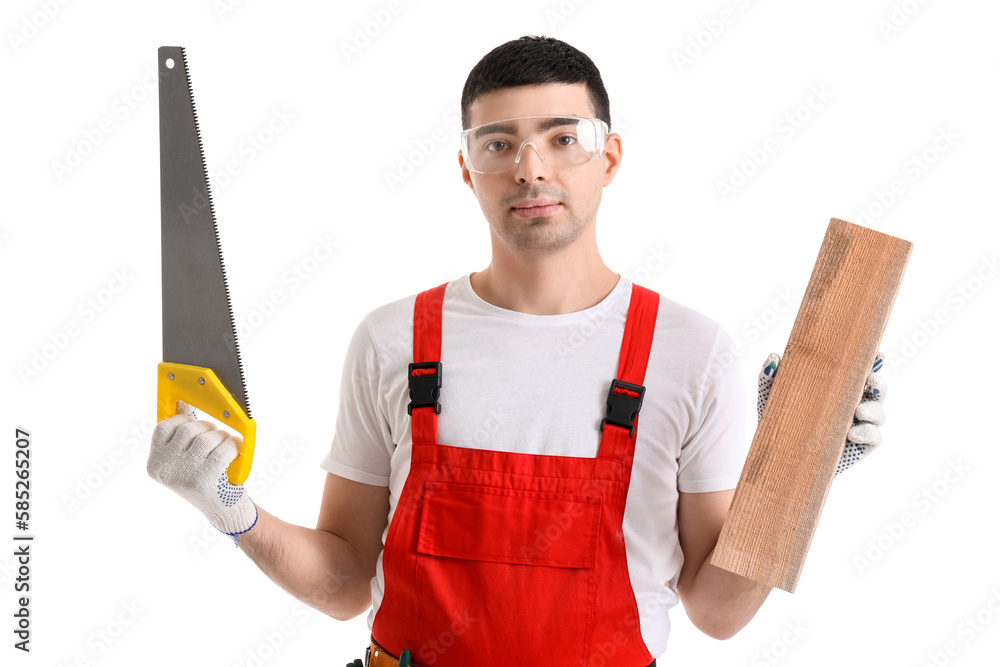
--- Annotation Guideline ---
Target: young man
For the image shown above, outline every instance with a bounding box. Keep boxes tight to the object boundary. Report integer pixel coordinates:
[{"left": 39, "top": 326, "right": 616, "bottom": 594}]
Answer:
[{"left": 148, "top": 36, "right": 886, "bottom": 666}]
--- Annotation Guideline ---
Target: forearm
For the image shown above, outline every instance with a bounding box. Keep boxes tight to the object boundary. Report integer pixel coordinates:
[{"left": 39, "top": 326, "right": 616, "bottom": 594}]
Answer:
[
  {"left": 680, "top": 546, "right": 773, "bottom": 640},
  {"left": 237, "top": 506, "right": 374, "bottom": 621}
]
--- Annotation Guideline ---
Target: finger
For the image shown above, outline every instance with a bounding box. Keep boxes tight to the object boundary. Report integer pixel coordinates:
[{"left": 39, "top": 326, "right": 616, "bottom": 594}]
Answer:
[
  {"left": 188, "top": 427, "right": 231, "bottom": 461},
  {"left": 855, "top": 400, "right": 885, "bottom": 426},
  {"left": 152, "top": 401, "right": 199, "bottom": 448},
  {"left": 757, "top": 352, "right": 781, "bottom": 421},
  {"left": 847, "top": 422, "right": 882, "bottom": 447},
  {"left": 176, "top": 399, "right": 198, "bottom": 418},
  {"left": 207, "top": 434, "right": 242, "bottom": 468},
  {"left": 837, "top": 441, "right": 873, "bottom": 475},
  {"left": 863, "top": 373, "right": 888, "bottom": 403},
  {"left": 150, "top": 412, "right": 197, "bottom": 452},
  {"left": 760, "top": 352, "right": 780, "bottom": 378},
  {"left": 165, "top": 419, "right": 216, "bottom": 454}
]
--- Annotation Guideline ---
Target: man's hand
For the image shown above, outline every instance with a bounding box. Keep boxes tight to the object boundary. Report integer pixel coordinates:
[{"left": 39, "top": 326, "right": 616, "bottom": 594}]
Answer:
[
  {"left": 757, "top": 351, "right": 887, "bottom": 475},
  {"left": 147, "top": 399, "right": 258, "bottom": 544}
]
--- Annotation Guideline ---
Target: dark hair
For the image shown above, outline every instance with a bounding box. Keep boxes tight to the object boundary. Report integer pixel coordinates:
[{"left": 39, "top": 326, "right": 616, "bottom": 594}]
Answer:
[{"left": 460, "top": 35, "right": 611, "bottom": 130}]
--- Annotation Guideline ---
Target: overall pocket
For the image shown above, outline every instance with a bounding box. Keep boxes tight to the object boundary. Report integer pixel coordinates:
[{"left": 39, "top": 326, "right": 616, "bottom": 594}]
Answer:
[{"left": 414, "top": 481, "right": 603, "bottom": 665}]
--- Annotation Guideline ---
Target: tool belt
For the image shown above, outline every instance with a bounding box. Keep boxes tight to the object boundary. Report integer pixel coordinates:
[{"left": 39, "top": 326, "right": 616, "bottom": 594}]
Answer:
[
  {"left": 365, "top": 636, "right": 407, "bottom": 666},
  {"left": 356, "top": 636, "right": 658, "bottom": 667}
]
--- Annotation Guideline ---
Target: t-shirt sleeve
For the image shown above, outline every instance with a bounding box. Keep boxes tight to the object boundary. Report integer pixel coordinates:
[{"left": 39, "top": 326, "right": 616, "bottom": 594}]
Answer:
[
  {"left": 319, "top": 316, "right": 393, "bottom": 486},
  {"left": 677, "top": 324, "right": 748, "bottom": 493}
]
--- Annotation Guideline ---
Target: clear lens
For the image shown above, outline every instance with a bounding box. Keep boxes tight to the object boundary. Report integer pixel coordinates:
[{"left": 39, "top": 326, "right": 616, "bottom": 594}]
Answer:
[{"left": 462, "top": 116, "right": 606, "bottom": 174}]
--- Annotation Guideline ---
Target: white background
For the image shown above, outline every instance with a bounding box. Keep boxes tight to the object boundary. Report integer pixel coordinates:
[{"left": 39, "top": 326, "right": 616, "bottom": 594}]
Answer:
[{"left": 3, "top": 0, "right": 999, "bottom": 665}]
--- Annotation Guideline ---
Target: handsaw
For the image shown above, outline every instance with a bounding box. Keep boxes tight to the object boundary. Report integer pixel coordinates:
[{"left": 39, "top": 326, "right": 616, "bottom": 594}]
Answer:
[{"left": 156, "top": 46, "right": 256, "bottom": 485}]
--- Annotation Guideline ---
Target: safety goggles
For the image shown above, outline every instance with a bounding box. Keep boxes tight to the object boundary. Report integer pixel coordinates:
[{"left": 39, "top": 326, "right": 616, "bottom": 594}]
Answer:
[{"left": 460, "top": 115, "right": 610, "bottom": 174}]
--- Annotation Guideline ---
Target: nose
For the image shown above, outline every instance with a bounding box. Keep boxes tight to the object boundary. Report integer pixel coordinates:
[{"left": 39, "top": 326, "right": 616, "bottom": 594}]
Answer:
[{"left": 512, "top": 140, "right": 548, "bottom": 181}]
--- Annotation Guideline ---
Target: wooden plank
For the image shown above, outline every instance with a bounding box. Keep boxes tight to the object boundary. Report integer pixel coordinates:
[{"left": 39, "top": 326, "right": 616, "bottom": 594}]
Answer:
[{"left": 709, "top": 218, "right": 913, "bottom": 592}]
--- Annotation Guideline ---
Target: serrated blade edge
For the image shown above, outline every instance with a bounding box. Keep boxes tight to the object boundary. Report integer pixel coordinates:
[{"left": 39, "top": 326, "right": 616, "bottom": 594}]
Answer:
[{"left": 159, "top": 46, "right": 251, "bottom": 418}]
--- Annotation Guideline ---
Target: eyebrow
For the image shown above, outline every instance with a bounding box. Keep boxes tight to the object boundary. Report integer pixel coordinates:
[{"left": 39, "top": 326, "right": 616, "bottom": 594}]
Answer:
[{"left": 472, "top": 116, "right": 581, "bottom": 140}]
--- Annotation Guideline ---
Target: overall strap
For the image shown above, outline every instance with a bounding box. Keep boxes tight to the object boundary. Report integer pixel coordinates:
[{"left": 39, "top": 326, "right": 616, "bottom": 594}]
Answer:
[
  {"left": 597, "top": 283, "right": 660, "bottom": 463},
  {"left": 409, "top": 282, "right": 447, "bottom": 445}
]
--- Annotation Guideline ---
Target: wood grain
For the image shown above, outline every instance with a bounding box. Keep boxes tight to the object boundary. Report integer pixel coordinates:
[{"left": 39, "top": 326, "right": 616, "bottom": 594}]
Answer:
[{"left": 709, "top": 218, "right": 913, "bottom": 592}]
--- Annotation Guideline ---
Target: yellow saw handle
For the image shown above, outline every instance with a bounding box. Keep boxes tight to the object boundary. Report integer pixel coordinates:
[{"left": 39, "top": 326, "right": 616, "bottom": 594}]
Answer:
[{"left": 157, "top": 361, "right": 256, "bottom": 485}]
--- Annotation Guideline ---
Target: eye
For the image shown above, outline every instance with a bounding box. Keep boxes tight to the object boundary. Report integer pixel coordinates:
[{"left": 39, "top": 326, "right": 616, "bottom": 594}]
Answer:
[
  {"left": 484, "top": 140, "right": 509, "bottom": 153},
  {"left": 555, "top": 134, "right": 577, "bottom": 147}
]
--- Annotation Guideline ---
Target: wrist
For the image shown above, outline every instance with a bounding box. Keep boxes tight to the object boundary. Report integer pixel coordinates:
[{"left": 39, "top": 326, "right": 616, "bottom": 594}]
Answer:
[{"left": 204, "top": 497, "right": 258, "bottom": 544}]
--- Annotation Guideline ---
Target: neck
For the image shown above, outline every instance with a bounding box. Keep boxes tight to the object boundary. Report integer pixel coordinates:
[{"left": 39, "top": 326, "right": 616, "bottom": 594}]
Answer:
[{"left": 470, "top": 227, "right": 620, "bottom": 315}]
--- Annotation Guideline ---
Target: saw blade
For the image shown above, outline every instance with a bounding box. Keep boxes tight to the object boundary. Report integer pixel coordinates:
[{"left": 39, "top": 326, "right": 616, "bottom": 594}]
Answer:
[{"left": 158, "top": 46, "right": 250, "bottom": 418}]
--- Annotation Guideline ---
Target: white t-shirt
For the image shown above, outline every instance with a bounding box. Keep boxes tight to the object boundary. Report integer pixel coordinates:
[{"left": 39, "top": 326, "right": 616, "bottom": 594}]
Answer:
[{"left": 320, "top": 272, "right": 747, "bottom": 657}]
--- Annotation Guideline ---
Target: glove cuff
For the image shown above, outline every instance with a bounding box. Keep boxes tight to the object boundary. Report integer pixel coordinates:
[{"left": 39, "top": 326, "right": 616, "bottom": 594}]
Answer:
[{"left": 204, "top": 497, "right": 258, "bottom": 546}]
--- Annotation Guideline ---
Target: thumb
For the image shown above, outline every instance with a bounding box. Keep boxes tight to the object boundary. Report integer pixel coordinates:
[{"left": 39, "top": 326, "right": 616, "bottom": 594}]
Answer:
[
  {"left": 760, "top": 352, "right": 780, "bottom": 379},
  {"left": 757, "top": 352, "right": 781, "bottom": 421},
  {"left": 176, "top": 399, "right": 198, "bottom": 419}
]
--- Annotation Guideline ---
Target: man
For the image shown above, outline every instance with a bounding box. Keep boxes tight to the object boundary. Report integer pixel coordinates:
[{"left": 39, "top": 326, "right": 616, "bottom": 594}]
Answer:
[{"left": 147, "top": 36, "right": 886, "bottom": 666}]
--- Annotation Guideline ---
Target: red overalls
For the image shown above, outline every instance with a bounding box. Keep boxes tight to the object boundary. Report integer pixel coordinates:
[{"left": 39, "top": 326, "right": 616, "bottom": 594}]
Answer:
[{"left": 371, "top": 280, "right": 660, "bottom": 666}]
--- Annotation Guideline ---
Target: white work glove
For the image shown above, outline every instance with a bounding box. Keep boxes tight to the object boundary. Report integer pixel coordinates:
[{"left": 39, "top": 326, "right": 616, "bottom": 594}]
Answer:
[
  {"left": 757, "top": 351, "right": 886, "bottom": 476},
  {"left": 147, "top": 399, "right": 258, "bottom": 546}
]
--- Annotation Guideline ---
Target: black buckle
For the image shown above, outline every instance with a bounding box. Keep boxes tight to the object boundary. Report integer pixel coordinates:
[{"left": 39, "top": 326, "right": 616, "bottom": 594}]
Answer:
[
  {"left": 407, "top": 361, "right": 442, "bottom": 415},
  {"left": 600, "top": 379, "right": 645, "bottom": 438}
]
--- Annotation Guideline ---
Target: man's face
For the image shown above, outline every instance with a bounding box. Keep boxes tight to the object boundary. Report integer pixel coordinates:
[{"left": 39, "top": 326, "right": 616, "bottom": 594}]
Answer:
[{"left": 459, "top": 83, "right": 622, "bottom": 258}]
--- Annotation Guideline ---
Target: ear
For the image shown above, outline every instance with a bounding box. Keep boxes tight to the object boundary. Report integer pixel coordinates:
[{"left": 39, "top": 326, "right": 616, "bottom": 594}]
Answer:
[
  {"left": 459, "top": 149, "right": 476, "bottom": 194},
  {"left": 601, "top": 133, "right": 623, "bottom": 187}
]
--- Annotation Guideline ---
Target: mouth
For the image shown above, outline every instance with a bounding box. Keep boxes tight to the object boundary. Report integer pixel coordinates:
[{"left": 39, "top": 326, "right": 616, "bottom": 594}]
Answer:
[{"left": 512, "top": 199, "right": 561, "bottom": 218}]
